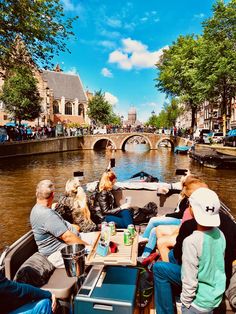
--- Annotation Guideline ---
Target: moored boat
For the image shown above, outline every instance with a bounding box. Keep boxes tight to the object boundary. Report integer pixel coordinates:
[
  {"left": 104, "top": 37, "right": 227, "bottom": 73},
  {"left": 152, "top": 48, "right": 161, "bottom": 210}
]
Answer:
[{"left": 0, "top": 178, "right": 235, "bottom": 314}]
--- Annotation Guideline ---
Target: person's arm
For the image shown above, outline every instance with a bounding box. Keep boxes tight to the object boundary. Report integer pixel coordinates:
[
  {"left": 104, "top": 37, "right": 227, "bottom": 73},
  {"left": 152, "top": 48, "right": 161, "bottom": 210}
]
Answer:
[
  {"left": 60, "top": 229, "right": 88, "bottom": 245},
  {"left": 180, "top": 236, "right": 199, "bottom": 308},
  {"left": 97, "top": 191, "right": 121, "bottom": 215}
]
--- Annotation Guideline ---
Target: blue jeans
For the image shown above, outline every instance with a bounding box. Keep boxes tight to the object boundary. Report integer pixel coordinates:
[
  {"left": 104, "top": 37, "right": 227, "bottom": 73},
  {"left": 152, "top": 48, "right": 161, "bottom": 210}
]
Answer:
[
  {"left": 9, "top": 299, "right": 52, "bottom": 314},
  {"left": 153, "top": 250, "right": 181, "bottom": 314},
  {"left": 142, "top": 216, "right": 181, "bottom": 238},
  {"left": 105, "top": 209, "right": 133, "bottom": 228},
  {"left": 142, "top": 227, "right": 157, "bottom": 257},
  {"left": 181, "top": 304, "right": 213, "bottom": 314}
]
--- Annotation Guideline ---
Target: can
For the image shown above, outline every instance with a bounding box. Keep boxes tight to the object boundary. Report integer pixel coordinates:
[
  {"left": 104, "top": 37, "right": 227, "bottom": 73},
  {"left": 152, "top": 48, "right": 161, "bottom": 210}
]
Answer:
[
  {"left": 108, "top": 221, "right": 116, "bottom": 235},
  {"left": 124, "top": 230, "right": 132, "bottom": 246},
  {"left": 101, "top": 221, "right": 108, "bottom": 231},
  {"left": 128, "top": 224, "right": 136, "bottom": 238}
]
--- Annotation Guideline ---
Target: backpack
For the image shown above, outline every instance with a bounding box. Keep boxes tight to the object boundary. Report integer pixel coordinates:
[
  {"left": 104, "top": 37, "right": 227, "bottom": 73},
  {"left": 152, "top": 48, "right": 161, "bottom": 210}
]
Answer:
[
  {"left": 133, "top": 202, "right": 158, "bottom": 225},
  {"left": 136, "top": 265, "right": 154, "bottom": 308}
]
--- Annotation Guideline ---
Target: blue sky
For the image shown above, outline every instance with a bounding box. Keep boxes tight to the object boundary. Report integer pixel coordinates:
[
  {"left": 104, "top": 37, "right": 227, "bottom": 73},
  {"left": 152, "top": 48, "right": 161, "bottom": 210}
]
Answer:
[{"left": 55, "top": 0, "right": 218, "bottom": 122}]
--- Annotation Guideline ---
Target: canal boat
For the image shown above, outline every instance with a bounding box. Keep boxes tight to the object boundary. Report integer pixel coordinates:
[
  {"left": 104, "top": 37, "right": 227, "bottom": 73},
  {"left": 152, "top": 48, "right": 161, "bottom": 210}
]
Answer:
[
  {"left": 1, "top": 182, "right": 235, "bottom": 314},
  {"left": 174, "top": 145, "right": 191, "bottom": 154}
]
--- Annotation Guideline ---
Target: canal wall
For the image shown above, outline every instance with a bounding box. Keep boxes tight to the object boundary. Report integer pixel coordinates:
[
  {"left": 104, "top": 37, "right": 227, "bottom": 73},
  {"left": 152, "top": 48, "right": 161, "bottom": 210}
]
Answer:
[{"left": 0, "top": 137, "right": 86, "bottom": 158}]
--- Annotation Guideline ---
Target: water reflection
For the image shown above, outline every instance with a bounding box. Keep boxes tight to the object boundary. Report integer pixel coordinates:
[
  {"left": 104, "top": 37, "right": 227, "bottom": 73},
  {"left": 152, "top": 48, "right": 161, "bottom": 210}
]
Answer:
[{"left": 0, "top": 146, "right": 235, "bottom": 251}]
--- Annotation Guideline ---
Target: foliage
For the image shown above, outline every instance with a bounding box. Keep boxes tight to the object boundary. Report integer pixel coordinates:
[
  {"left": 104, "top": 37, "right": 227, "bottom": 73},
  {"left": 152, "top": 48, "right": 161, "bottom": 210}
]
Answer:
[
  {"left": 0, "top": 65, "right": 41, "bottom": 122},
  {"left": 155, "top": 35, "right": 205, "bottom": 128},
  {"left": 0, "top": 0, "right": 78, "bottom": 72},
  {"left": 197, "top": 0, "right": 236, "bottom": 133},
  {"left": 87, "top": 90, "right": 114, "bottom": 126},
  {"left": 146, "top": 99, "right": 182, "bottom": 128},
  {"left": 109, "top": 113, "right": 122, "bottom": 126}
]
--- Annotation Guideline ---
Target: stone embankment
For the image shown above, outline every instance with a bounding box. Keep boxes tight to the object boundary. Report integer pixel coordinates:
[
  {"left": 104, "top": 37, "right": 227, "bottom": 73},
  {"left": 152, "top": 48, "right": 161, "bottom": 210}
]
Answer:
[{"left": 0, "top": 137, "right": 84, "bottom": 158}]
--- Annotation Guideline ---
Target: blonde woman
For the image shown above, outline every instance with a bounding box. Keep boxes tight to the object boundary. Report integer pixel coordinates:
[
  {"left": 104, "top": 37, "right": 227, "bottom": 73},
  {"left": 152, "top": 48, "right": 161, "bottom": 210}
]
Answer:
[
  {"left": 55, "top": 177, "right": 97, "bottom": 232},
  {"left": 93, "top": 170, "right": 133, "bottom": 228}
]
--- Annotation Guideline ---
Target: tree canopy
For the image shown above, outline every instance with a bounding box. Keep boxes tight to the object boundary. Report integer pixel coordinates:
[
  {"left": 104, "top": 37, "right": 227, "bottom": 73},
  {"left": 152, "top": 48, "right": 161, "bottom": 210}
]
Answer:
[
  {"left": 87, "top": 90, "right": 114, "bottom": 126},
  {"left": 0, "top": 65, "right": 42, "bottom": 123},
  {"left": 155, "top": 35, "right": 204, "bottom": 129},
  {"left": 197, "top": 0, "right": 236, "bottom": 133},
  {"left": 146, "top": 98, "right": 182, "bottom": 128},
  {"left": 0, "top": 0, "right": 77, "bottom": 73}
]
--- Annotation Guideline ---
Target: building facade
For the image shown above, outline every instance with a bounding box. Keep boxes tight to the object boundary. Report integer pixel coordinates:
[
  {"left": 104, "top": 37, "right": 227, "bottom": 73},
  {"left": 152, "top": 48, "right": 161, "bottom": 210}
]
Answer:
[{"left": 0, "top": 65, "right": 89, "bottom": 127}]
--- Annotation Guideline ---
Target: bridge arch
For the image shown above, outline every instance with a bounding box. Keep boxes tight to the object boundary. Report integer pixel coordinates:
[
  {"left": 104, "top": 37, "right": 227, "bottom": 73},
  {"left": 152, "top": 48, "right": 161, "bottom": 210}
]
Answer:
[
  {"left": 156, "top": 138, "right": 175, "bottom": 150},
  {"left": 120, "top": 134, "right": 153, "bottom": 150},
  {"left": 92, "top": 137, "right": 117, "bottom": 150}
]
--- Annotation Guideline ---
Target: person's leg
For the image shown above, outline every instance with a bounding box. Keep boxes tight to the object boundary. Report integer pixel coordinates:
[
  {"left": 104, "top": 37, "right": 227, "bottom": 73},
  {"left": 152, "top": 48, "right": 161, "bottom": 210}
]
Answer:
[
  {"left": 142, "top": 217, "right": 180, "bottom": 238},
  {"left": 9, "top": 299, "right": 52, "bottom": 314},
  {"left": 153, "top": 261, "right": 181, "bottom": 314},
  {"left": 157, "top": 234, "right": 177, "bottom": 262},
  {"left": 105, "top": 215, "right": 124, "bottom": 228},
  {"left": 142, "top": 227, "right": 157, "bottom": 258},
  {"left": 119, "top": 209, "right": 133, "bottom": 227},
  {"left": 168, "top": 249, "right": 178, "bottom": 264}
]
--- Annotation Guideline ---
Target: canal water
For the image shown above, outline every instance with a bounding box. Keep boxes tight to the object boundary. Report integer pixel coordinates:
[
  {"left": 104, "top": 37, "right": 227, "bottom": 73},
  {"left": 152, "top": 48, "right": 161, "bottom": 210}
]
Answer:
[{"left": 0, "top": 144, "right": 235, "bottom": 252}]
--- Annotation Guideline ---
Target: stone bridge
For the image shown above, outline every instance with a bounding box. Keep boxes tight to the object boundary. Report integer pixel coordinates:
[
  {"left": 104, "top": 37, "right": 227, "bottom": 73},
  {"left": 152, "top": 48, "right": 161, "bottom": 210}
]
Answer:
[{"left": 82, "top": 133, "right": 192, "bottom": 150}]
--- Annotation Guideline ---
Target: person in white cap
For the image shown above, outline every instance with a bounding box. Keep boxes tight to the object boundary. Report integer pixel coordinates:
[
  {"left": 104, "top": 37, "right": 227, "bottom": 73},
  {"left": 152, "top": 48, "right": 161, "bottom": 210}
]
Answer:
[{"left": 181, "top": 187, "right": 226, "bottom": 314}]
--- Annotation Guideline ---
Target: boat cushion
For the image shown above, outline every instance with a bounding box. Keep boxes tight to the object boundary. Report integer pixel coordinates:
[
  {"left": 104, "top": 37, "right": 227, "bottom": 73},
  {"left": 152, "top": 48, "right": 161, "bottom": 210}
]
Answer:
[{"left": 14, "top": 252, "right": 55, "bottom": 287}]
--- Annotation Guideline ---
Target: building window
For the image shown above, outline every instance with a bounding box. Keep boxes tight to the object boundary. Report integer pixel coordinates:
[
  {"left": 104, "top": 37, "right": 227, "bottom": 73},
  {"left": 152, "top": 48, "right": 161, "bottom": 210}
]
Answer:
[
  {"left": 65, "top": 102, "right": 72, "bottom": 115},
  {"left": 78, "top": 104, "right": 84, "bottom": 117},
  {"left": 53, "top": 101, "right": 59, "bottom": 114}
]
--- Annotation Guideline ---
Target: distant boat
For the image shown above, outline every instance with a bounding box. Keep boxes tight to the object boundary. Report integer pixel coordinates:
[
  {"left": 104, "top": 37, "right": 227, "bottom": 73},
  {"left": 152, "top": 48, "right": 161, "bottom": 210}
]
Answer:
[{"left": 174, "top": 145, "right": 190, "bottom": 154}]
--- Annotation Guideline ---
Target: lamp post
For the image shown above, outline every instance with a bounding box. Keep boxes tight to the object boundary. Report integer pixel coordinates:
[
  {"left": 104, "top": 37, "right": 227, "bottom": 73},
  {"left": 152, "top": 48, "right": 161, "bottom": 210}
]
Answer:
[{"left": 45, "top": 87, "right": 50, "bottom": 126}]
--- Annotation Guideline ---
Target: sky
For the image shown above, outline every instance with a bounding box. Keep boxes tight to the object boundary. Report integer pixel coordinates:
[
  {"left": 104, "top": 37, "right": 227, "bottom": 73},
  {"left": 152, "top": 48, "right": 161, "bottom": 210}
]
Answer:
[{"left": 54, "top": 0, "right": 219, "bottom": 122}]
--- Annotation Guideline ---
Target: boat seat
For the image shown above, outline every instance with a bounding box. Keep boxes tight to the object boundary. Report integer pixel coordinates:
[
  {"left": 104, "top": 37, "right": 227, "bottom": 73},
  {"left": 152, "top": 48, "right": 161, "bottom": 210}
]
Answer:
[
  {"left": 4, "top": 230, "right": 77, "bottom": 300},
  {"left": 42, "top": 268, "right": 77, "bottom": 299}
]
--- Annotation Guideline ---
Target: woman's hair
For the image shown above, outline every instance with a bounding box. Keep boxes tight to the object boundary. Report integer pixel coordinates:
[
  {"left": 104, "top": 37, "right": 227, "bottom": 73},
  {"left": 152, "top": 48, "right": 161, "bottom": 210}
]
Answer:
[
  {"left": 99, "top": 170, "right": 117, "bottom": 192},
  {"left": 36, "top": 180, "right": 55, "bottom": 200},
  {"left": 65, "top": 177, "right": 81, "bottom": 196},
  {"left": 182, "top": 175, "right": 208, "bottom": 197},
  {"left": 73, "top": 186, "right": 91, "bottom": 220}
]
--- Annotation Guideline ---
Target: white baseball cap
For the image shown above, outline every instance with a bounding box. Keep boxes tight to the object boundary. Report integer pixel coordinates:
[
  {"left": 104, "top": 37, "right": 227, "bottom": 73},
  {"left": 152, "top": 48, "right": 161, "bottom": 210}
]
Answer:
[{"left": 189, "top": 187, "right": 221, "bottom": 227}]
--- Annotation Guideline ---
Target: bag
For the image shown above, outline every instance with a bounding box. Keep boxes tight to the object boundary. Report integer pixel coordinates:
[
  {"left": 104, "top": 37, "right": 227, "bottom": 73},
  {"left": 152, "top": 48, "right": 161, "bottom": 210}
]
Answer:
[
  {"left": 136, "top": 265, "right": 154, "bottom": 308},
  {"left": 133, "top": 202, "right": 158, "bottom": 225}
]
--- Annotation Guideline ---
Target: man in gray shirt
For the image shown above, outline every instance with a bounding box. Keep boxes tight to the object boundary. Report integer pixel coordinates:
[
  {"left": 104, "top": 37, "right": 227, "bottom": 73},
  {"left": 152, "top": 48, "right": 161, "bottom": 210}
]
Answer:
[{"left": 30, "top": 179, "right": 88, "bottom": 267}]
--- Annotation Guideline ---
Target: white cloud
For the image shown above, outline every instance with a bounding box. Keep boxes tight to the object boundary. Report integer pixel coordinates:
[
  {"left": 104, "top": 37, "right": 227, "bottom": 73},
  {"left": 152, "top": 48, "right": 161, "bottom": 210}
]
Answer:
[
  {"left": 104, "top": 92, "right": 118, "bottom": 106},
  {"left": 65, "top": 67, "right": 79, "bottom": 75},
  {"left": 100, "top": 29, "right": 120, "bottom": 39},
  {"left": 194, "top": 13, "right": 205, "bottom": 19},
  {"left": 101, "top": 67, "right": 113, "bottom": 78},
  {"left": 140, "top": 17, "right": 148, "bottom": 22},
  {"left": 106, "top": 18, "right": 122, "bottom": 28},
  {"left": 98, "top": 40, "right": 116, "bottom": 49},
  {"left": 62, "top": 0, "right": 83, "bottom": 13},
  {"left": 109, "top": 38, "right": 168, "bottom": 70}
]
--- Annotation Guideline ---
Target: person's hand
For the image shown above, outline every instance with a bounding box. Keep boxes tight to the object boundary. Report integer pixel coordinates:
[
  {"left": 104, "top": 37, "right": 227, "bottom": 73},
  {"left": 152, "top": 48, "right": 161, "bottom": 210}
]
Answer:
[
  {"left": 157, "top": 187, "right": 169, "bottom": 194},
  {"left": 72, "top": 224, "right": 80, "bottom": 232},
  {"left": 51, "top": 294, "right": 57, "bottom": 313},
  {"left": 120, "top": 202, "right": 130, "bottom": 209}
]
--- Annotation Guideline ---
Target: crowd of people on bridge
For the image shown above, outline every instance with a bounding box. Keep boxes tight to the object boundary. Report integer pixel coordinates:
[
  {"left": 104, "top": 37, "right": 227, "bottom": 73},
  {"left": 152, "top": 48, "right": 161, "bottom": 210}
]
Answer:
[{"left": 1, "top": 165, "right": 236, "bottom": 314}]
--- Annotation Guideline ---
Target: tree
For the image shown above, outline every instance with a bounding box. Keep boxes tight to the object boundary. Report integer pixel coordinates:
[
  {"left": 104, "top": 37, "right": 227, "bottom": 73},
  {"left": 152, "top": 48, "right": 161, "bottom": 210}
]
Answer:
[
  {"left": 163, "top": 99, "right": 182, "bottom": 127},
  {"left": 109, "top": 114, "right": 122, "bottom": 127},
  {"left": 87, "top": 91, "right": 113, "bottom": 126},
  {"left": 0, "top": 0, "right": 77, "bottom": 73},
  {"left": 155, "top": 35, "right": 204, "bottom": 129},
  {"left": 0, "top": 65, "right": 41, "bottom": 123},
  {"left": 197, "top": 0, "right": 236, "bottom": 134}
]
